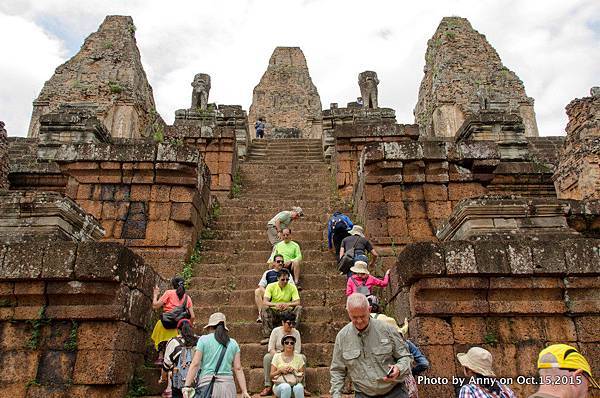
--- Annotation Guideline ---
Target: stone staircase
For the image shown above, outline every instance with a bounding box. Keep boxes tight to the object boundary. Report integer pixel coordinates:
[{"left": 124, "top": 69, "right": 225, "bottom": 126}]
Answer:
[{"left": 160, "top": 138, "right": 348, "bottom": 396}]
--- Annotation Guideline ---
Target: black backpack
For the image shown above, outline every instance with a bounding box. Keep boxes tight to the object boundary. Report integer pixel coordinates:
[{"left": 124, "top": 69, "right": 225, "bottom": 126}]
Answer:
[
  {"left": 161, "top": 295, "right": 190, "bottom": 329},
  {"left": 331, "top": 214, "right": 348, "bottom": 233}
]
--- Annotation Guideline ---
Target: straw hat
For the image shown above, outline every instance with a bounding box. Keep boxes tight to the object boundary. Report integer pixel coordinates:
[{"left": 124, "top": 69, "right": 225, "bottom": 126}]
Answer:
[
  {"left": 457, "top": 347, "right": 496, "bottom": 377},
  {"left": 292, "top": 207, "right": 304, "bottom": 216},
  {"left": 349, "top": 225, "right": 365, "bottom": 237},
  {"left": 350, "top": 261, "right": 369, "bottom": 275},
  {"left": 204, "top": 312, "right": 229, "bottom": 331}
]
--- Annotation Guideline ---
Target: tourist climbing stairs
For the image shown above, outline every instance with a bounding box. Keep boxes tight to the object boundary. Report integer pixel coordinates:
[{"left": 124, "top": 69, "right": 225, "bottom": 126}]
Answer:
[{"left": 186, "top": 139, "right": 348, "bottom": 396}]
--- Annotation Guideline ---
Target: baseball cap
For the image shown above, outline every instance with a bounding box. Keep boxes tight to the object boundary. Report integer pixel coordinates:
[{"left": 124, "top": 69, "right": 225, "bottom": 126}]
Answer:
[{"left": 537, "top": 344, "right": 599, "bottom": 389}]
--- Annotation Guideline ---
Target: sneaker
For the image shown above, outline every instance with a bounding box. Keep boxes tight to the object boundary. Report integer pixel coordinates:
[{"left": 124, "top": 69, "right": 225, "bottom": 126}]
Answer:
[
  {"left": 260, "top": 338, "right": 269, "bottom": 345},
  {"left": 259, "top": 386, "right": 272, "bottom": 396},
  {"left": 296, "top": 283, "right": 303, "bottom": 291},
  {"left": 256, "top": 316, "right": 262, "bottom": 323}
]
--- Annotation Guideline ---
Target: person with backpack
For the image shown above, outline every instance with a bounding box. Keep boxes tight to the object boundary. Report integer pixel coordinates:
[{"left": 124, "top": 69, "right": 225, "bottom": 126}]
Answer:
[
  {"left": 161, "top": 319, "right": 200, "bottom": 398},
  {"left": 345, "top": 261, "right": 390, "bottom": 297},
  {"left": 182, "top": 312, "right": 251, "bottom": 398},
  {"left": 327, "top": 211, "right": 353, "bottom": 258},
  {"left": 151, "top": 277, "right": 195, "bottom": 366},
  {"left": 338, "top": 225, "right": 379, "bottom": 277},
  {"left": 255, "top": 118, "right": 265, "bottom": 139}
]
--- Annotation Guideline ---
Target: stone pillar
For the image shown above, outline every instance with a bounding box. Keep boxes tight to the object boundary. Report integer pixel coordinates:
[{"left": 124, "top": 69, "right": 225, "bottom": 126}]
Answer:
[
  {"left": 554, "top": 88, "right": 600, "bottom": 200},
  {"left": 0, "top": 121, "right": 8, "bottom": 190}
]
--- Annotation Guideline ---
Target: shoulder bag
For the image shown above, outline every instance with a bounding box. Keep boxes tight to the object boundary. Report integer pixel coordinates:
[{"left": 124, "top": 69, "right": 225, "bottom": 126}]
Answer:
[{"left": 161, "top": 295, "right": 190, "bottom": 329}]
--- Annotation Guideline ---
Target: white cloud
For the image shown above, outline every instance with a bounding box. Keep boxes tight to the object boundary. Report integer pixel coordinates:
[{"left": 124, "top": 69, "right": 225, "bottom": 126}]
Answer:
[{"left": 0, "top": 0, "right": 598, "bottom": 137}]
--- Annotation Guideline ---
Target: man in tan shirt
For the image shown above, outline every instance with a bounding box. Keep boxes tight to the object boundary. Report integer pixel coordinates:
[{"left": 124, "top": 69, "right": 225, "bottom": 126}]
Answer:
[{"left": 330, "top": 293, "right": 412, "bottom": 398}]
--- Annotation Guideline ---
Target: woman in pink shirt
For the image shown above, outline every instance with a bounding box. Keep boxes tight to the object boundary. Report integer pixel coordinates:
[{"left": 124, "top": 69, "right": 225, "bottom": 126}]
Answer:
[{"left": 345, "top": 261, "right": 390, "bottom": 296}]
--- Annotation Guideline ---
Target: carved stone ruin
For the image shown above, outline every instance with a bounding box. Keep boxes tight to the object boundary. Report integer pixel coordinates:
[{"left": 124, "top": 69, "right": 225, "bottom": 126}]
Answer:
[
  {"left": 358, "top": 71, "right": 379, "bottom": 109},
  {"left": 190, "top": 73, "right": 211, "bottom": 110},
  {"left": 249, "top": 47, "right": 322, "bottom": 139},
  {"left": 554, "top": 87, "right": 600, "bottom": 200},
  {"left": 414, "top": 17, "right": 539, "bottom": 138},
  {"left": 0, "top": 121, "right": 8, "bottom": 190},
  {"left": 27, "top": 15, "right": 164, "bottom": 139}
]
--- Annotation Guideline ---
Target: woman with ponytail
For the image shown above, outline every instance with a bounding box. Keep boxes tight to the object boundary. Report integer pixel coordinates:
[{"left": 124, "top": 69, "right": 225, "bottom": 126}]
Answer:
[
  {"left": 162, "top": 319, "right": 200, "bottom": 398},
  {"left": 151, "top": 277, "right": 196, "bottom": 363},
  {"left": 182, "top": 313, "right": 251, "bottom": 398}
]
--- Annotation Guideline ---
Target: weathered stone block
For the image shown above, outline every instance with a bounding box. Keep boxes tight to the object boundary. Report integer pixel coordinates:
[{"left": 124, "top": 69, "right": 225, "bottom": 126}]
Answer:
[
  {"left": 410, "top": 317, "right": 454, "bottom": 345},
  {"left": 451, "top": 317, "right": 486, "bottom": 344},
  {"left": 0, "top": 350, "right": 40, "bottom": 383},
  {"left": 542, "top": 316, "right": 577, "bottom": 342},
  {"left": 73, "top": 349, "right": 135, "bottom": 384},
  {"left": 575, "top": 316, "right": 600, "bottom": 342},
  {"left": 1, "top": 243, "right": 43, "bottom": 279},
  {"left": 444, "top": 241, "right": 476, "bottom": 274},
  {"left": 474, "top": 241, "right": 510, "bottom": 273},
  {"left": 531, "top": 242, "right": 567, "bottom": 274},
  {"left": 37, "top": 350, "right": 76, "bottom": 385}
]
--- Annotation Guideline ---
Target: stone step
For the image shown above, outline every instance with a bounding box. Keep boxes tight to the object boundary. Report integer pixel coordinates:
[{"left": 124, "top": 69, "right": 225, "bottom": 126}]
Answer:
[
  {"left": 240, "top": 164, "right": 328, "bottom": 172},
  {"left": 197, "top": 250, "right": 334, "bottom": 263},
  {"left": 188, "top": 274, "right": 346, "bottom": 292},
  {"left": 219, "top": 205, "right": 329, "bottom": 214},
  {"left": 193, "top": 321, "right": 347, "bottom": 344},
  {"left": 188, "top": 289, "right": 346, "bottom": 309},
  {"left": 247, "top": 151, "right": 323, "bottom": 158},
  {"left": 209, "top": 230, "right": 326, "bottom": 241},
  {"left": 213, "top": 221, "right": 325, "bottom": 231},
  {"left": 224, "top": 194, "right": 329, "bottom": 201},
  {"left": 190, "top": 304, "right": 346, "bottom": 323},
  {"left": 202, "top": 239, "right": 324, "bottom": 252},
  {"left": 245, "top": 160, "right": 324, "bottom": 164},
  {"left": 215, "top": 215, "right": 328, "bottom": 225},
  {"left": 193, "top": 261, "right": 340, "bottom": 277}
]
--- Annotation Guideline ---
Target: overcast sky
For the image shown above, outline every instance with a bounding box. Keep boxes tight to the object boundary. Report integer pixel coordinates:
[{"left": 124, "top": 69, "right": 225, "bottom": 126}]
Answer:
[{"left": 1, "top": 0, "right": 598, "bottom": 137}]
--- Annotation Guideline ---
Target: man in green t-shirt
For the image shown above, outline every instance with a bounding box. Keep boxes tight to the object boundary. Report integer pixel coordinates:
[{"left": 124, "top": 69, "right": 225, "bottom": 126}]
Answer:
[
  {"left": 268, "top": 228, "right": 303, "bottom": 287},
  {"left": 261, "top": 269, "right": 302, "bottom": 342}
]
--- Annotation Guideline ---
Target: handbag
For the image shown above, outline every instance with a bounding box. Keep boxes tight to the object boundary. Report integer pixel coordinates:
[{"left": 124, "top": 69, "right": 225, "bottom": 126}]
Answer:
[
  {"left": 195, "top": 342, "right": 229, "bottom": 398},
  {"left": 161, "top": 295, "right": 190, "bottom": 329},
  {"left": 337, "top": 236, "right": 361, "bottom": 274},
  {"left": 274, "top": 370, "right": 304, "bottom": 386}
]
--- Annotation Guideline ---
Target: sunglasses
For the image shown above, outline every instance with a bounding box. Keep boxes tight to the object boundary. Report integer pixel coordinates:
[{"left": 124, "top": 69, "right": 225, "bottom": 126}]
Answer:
[
  {"left": 285, "top": 320, "right": 296, "bottom": 326},
  {"left": 280, "top": 278, "right": 289, "bottom": 282},
  {"left": 275, "top": 260, "right": 284, "bottom": 264},
  {"left": 283, "top": 341, "right": 295, "bottom": 345}
]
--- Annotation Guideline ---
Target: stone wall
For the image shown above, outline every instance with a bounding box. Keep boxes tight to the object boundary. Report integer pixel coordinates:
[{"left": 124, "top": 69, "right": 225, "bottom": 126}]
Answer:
[
  {"left": 0, "top": 241, "right": 161, "bottom": 397},
  {"left": 0, "top": 121, "right": 8, "bottom": 190},
  {"left": 352, "top": 140, "right": 560, "bottom": 262},
  {"left": 554, "top": 89, "right": 600, "bottom": 200},
  {"left": 248, "top": 47, "right": 322, "bottom": 139},
  {"left": 27, "top": 16, "right": 164, "bottom": 139},
  {"left": 168, "top": 104, "right": 247, "bottom": 194},
  {"left": 413, "top": 17, "right": 538, "bottom": 138},
  {"left": 390, "top": 238, "right": 600, "bottom": 397},
  {"left": 8, "top": 139, "right": 212, "bottom": 278}
]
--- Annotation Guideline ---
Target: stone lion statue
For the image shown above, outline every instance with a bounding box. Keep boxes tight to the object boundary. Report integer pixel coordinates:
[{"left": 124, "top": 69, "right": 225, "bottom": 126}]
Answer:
[
  {"left": 358, "top": 71, "right": 380, "bottom": 109},
  {"left": 191, "top": 73, "right": 211, "bottom": 110}
]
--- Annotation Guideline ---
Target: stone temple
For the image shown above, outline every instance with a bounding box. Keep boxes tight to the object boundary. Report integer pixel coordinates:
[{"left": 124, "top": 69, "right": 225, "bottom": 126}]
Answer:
[{"left": 0, "top": 14, "right": 598, "bottom": 398}]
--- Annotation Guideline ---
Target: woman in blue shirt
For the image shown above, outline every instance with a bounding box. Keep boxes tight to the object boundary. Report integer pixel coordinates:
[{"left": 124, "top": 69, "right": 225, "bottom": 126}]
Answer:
[{"left": 182, "top": 312, "right": 251, "bottom": 398}]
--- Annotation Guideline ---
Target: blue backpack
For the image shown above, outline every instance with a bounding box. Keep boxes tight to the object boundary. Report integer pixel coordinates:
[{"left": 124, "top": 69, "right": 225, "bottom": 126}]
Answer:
[
  {"left": 331, "top": 214, "right": 349, "bottom": 232},
  {"left": 171, "top": 339, "right": 195, "bottom": 389}
]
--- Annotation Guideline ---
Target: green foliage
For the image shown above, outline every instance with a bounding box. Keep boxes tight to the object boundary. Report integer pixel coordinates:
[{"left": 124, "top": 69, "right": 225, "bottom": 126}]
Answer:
[
  {"left": 64, "top": 321, "right": 78, "bottom": 352},
  {"left": 445, "top": 31, "right": 456, "bottom": 40},
  {"left": 433, "top": 37, "right": 443, "bottom": 47},
  {"left": 27, "top": 306, "right": 51, "bottom": 350},
  {"left": 182, "top": 240, "right": 202, "bottom": 288},
  {"left": 126, "top": 373, "right": 148, "bottom": 398},
  {"left": 26, "top": 379, "right": 41, "bottom": 388},
  {"left": 484, "top": 331, "right": 498, "bottom": 345},
  {"left": 102, "top": 40, "right": 114, "bottom": 49},
  {"left": 229, "top": 171, "right": 242, "bottom": 198},
  {"left": 108, "top": 81, "right": 124, "bottom": 94},
  {"left": 152, "top": 125, "right": 164, "bottom": 143},
  {"left": 128, "top": 24, "right": 137, "bottom": 34},
  {"left": 0, "top": 298, "right": 12, "bottom": 307}
]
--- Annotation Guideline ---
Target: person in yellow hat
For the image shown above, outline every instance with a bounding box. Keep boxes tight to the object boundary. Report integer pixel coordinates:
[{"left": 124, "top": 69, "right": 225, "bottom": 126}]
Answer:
[{"left": 528, "top": 343, "right": 599, "bottom": 398}]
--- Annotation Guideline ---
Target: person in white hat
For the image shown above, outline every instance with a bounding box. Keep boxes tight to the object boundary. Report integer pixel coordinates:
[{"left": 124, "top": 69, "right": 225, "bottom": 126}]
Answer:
[
  {"left": 345, "top": 260, "right": 390, "bottom": 297},
  {"left": 182, "top": 313, "right": 251, "bottom": 398},
  {"left": 339, "top": 225, "right": 379, "bottom": 276},
  {"left": 456, "top": 347, "right": 516, "bottom": 398}
]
